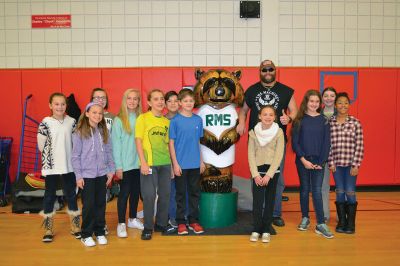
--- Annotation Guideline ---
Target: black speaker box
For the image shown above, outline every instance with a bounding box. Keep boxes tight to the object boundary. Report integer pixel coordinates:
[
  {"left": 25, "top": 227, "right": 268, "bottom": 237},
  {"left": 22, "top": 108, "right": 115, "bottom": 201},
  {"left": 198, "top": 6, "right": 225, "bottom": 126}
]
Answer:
[{"left": 240, "top": 1, "right": 260, "bottom": 19}]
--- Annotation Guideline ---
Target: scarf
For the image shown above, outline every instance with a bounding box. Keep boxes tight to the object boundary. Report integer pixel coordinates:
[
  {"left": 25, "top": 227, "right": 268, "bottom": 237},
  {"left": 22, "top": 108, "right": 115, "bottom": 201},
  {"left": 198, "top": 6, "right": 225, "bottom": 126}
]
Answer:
[{"left": 254, "top": 122, "right": 279, "bottom": 146}]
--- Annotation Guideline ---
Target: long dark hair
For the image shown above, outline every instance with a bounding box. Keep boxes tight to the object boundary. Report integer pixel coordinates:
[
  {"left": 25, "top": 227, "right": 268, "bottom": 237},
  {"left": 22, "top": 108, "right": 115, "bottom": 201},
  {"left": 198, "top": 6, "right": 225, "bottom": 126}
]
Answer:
[
  {"left": 76, "top": 104, "right": 109, "bottom": 143},
  {"left": 292, "top": 89, "right": 322, "bottom": 132}
]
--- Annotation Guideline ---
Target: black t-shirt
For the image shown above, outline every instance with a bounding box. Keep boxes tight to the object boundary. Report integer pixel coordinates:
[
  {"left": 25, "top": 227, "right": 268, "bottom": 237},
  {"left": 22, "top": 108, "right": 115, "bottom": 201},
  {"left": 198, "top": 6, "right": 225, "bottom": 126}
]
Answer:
[{"left": 245, "top": 81, "right": 294, "bottom": 137}]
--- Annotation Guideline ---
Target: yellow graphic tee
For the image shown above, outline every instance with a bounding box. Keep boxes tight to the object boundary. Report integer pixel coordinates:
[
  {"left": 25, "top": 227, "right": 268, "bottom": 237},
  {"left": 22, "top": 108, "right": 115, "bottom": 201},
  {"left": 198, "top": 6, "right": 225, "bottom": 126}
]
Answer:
[{"left": 135, "top": 111, "right": 171, "bottom": 166}]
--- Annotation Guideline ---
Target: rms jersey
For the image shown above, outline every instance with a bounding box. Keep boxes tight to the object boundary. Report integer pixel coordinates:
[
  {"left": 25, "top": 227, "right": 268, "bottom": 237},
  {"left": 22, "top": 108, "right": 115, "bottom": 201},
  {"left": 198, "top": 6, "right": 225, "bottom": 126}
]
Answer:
[{"left": 197, "top": 104, "right": 238, "bottom": 168}]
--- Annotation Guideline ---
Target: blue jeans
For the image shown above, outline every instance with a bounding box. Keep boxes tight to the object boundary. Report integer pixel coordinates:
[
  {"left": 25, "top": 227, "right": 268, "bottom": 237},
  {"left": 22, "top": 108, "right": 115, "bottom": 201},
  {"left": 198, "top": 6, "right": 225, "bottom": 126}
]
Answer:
[
  {"left": 273, "top": 144, "right": 286, "bottom": 217},
  {"left": 168, "top": 179, "right": 177, "bottom": 220},
  {"left": 296, "top": 160, "right": 325, "bottom": 224},
  {"left": 333, "top": 166, "right": 357, "bottom": 204}
]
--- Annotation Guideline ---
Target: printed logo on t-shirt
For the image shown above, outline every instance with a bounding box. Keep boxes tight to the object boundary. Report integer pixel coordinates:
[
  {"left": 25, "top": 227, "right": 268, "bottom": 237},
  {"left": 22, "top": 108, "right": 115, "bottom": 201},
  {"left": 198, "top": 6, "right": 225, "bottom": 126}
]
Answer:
[
  {"left": 255, "top": 90, "right": 279, "bottom": 111},
  {"left": 205, "top": 114, "right": 232, "bottom": 126}
]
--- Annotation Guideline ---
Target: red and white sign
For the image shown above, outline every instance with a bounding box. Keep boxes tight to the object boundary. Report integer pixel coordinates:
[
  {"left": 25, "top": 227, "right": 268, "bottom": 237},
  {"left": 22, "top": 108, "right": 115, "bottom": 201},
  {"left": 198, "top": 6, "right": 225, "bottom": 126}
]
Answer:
[{"left": 31, "top": 15, "right": 71, "bottom": 28}]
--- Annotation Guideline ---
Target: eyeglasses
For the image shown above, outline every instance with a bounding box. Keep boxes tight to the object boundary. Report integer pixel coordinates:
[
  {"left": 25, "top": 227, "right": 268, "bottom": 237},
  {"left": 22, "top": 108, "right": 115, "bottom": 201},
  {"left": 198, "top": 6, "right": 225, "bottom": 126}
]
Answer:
[
  {"left": 93, "top": 96, "right": 107, "bottom": 101},
  {"left": 261, "top": 67, "right": 275, "bottom": 73}
]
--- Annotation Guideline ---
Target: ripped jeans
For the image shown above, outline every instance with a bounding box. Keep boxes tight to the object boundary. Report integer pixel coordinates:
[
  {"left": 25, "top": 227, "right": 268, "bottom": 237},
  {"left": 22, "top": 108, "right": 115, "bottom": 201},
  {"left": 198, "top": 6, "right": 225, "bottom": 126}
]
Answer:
[{"left": 333, "top": 166, "right": 357, "bottom": 204}]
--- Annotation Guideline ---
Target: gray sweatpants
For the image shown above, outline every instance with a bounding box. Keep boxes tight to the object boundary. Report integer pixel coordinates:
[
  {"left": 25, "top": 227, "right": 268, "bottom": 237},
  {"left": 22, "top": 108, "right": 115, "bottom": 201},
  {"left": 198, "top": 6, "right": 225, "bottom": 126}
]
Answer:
[{"left": 140, "top": 164, "right": 171, "bottom": 230}]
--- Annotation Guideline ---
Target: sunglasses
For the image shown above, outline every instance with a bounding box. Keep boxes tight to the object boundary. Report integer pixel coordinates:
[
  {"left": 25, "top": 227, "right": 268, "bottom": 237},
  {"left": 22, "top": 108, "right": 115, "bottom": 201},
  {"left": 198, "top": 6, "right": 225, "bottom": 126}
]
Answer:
[{"left": 261, "top": 67, "right": 275, "bottom": 73}]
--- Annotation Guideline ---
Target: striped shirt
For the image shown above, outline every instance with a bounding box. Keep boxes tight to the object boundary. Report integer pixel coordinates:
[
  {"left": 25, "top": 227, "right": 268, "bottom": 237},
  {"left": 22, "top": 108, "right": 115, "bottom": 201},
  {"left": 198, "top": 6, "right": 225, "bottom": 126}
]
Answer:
[{"left": 328, "top": 115, "right": 364, "bottom": 168}]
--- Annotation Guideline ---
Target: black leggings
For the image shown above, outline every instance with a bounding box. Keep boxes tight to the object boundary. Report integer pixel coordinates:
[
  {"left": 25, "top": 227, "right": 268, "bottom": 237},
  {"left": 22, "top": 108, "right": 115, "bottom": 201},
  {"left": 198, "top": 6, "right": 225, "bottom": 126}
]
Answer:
[{"left": 117, "top": 169, "right": 141, "bottom": 223}]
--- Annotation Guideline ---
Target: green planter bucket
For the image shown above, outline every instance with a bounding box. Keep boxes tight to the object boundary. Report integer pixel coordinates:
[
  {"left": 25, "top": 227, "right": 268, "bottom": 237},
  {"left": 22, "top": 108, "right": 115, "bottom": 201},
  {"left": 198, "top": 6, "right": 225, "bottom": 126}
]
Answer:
[{"left": 199, "top": 188, "right": 238, "bottom": 228}]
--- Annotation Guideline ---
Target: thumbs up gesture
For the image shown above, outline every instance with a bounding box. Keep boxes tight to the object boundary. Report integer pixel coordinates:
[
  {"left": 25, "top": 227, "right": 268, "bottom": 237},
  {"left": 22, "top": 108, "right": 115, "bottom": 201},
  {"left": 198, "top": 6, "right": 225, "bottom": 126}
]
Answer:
[{"left": 280, "top": 109, "right": 291, "bottom": 125}]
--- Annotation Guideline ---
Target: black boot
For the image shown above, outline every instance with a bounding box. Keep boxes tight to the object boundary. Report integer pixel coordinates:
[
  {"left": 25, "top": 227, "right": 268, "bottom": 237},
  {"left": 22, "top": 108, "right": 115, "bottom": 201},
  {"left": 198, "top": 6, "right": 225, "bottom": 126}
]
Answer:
[
  {"left": 335, "top": 201, "right": 347, "bottom": 233},
  {"left": 345, "top": 202, "right": 358, "bottom": 234}
]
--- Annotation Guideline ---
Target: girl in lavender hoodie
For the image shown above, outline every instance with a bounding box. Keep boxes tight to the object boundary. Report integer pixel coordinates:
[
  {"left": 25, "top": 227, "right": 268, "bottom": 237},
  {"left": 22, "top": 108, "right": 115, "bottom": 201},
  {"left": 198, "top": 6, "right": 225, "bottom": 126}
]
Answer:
[{"left": 72, "top": 102, "right": 115, "bottom": 247}]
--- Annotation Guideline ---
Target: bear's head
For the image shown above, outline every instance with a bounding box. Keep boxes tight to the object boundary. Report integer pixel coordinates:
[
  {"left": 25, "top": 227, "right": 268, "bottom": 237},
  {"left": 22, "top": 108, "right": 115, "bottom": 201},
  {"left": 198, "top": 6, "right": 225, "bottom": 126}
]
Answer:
[{"left": 194, "top": 69, "right": 244, "bottom": 108}]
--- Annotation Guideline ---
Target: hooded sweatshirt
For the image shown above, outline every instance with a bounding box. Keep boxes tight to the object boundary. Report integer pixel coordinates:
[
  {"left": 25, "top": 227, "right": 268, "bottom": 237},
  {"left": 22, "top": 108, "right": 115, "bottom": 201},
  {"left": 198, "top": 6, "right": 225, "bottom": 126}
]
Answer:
[{"left": 72, "top": 126, "right": 115, "bottom": 180}]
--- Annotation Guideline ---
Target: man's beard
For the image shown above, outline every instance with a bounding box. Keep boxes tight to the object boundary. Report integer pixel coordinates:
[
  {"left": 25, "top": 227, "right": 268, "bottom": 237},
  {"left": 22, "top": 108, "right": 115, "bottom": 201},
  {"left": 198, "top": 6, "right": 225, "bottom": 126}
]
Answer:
[{"left": 260, "top": 74, "right": 276, "bottom": 84}]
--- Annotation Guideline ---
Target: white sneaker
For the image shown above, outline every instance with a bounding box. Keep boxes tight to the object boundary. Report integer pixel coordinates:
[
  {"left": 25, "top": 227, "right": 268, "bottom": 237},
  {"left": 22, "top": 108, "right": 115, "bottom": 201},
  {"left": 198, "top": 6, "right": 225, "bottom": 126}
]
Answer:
[
  {"left": 81, "top": 237, "right": 96, "bottom": 247},
  {"left": 128, "top": 218, "right": 144, "bottom": 230},
  {"left": 250, "top": 232, "right": 260, "bottom": 242},
  {"left": 261, "top": 233, "right": 271, "bottom": 243},
  {"left": 96, "top": 235, "right": 108, "bottom": 245},
  {"left": 117, "top": 223, "right": 128, "bottom": 238},
  {"left": 137, "top": 210, "right": 144, "bottom": 219}
]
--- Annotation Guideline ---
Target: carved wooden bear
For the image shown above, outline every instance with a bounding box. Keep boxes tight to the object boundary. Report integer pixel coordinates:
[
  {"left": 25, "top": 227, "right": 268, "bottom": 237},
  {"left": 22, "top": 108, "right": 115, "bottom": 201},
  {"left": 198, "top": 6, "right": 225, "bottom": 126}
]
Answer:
[{"left": 194, "top": 69, "right": 244, "bottom": 193}]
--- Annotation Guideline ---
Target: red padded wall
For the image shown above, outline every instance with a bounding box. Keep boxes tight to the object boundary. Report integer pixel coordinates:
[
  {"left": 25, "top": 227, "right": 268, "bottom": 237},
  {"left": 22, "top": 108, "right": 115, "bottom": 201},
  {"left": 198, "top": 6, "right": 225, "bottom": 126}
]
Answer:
[
  {"left": 396, "top": 69, "right": 400, "bottom": 184},
  {"left": 141, "top": 68, "right": 182, "bottom": 111},
  {"left": 61, "top": 69, "right": 102, "bottom": 112},
  {"left": 102, "top": 69, "right": 142, "bottom": 114},
  {"left": 358, "top": 69, "right": 397, "bottom": 185},
  {"left": 21, "top": 70, "right": 61, "bottom": 121},
  {"left": 0, "top": 70, "right": 22, "bottom": 182}
]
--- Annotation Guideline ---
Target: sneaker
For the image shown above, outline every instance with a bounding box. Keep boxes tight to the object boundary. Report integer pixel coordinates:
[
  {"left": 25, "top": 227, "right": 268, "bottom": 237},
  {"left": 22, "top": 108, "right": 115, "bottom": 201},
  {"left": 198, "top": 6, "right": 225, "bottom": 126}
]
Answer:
[
  {"left": 261, "top": 233, "right": 271, "bottom": 243},
  {"left": 188, "top": 223, "right": 204, "bottom": 234},
  {"left": 81, "top": 237, "right": 96, "bottom": 247},
  {"left": 104, "top": 224, "right": 109, "bottom": 236},
  {"left": 178, "top": 224, "right": 188, "bottom": 235},
  {"left": 96, "top": 235, "right": 108, "bottom": 245},
  {"left": 315, "top": 224, "right": 334, "bottom": 239},
  {"left": 272, "top": 217, "right": 285, "bottom": 227},
  {"left": 250, "top": 232, "right": 260, "bottom": 242},
  {"left": 137, "top": 210, "right": 144, "bottom": 219},
  {"left": 128, "top": 218, "right": 144, "bottom": 230},
  {"left": 168, "top": 218, "right": 178, "bottom": 228},
  {"left": 42, "top": 233, "right": 54, "bottom": 243},
  {"left": 297, "top": 217, "right": 311, "bottom": 231},
  {"left": 164, "top": 224, "right": 177, "bottom": 234},
  {"left": 117, "top": 223, "right": 128, "bottom": 238},
  {"left": 141, "top": 229, "right": 152, "bottom": 240}
]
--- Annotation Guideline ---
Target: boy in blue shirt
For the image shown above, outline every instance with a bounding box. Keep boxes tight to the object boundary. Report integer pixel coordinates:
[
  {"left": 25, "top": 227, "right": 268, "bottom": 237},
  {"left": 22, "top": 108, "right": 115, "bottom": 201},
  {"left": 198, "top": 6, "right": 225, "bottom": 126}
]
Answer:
[{"left": 169, "top": 89, "right": 205, "bottom": 235}]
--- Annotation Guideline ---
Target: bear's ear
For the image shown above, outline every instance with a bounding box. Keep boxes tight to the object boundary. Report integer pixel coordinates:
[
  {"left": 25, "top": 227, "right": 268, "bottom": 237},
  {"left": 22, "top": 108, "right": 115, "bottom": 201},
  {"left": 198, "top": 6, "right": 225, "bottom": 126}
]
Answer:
[
  {"left": 195, "top": 69, "right": 204, "bottom": 80},
  {"left": 232, "top": 70, "right": 242, "bottom": 80}
]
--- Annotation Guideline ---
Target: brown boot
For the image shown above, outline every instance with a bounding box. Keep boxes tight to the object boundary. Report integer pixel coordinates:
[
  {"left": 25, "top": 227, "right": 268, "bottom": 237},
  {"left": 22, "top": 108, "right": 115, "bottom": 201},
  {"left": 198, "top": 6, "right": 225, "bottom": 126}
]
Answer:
[
  {"left": 40, "top": 211, "right": 55, "bottom": 243},
  {"left": 67, "top": 209, "right": 81, "bottom": 239}
]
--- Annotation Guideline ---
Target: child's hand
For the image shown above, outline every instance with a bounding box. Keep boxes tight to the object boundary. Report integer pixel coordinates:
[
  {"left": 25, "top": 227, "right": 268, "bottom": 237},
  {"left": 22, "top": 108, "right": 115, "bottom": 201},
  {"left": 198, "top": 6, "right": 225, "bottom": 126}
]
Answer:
[
  {"left": 254, "top": 175, "right": 263, "bottom": 186},
  {"left": 301, "top": 158, "right": 315, "bottom": 169},
  {"left": 77, "top": 179, "right": 84, "bottom": 189},
  {"left": 350, "top": 167, "right": 359, "bottom": 176},
  {"left": 173, "top": 163, "right": 182, "bottom": 176},
  {"left": 329, "top": 166, "right": 336, "bottom": 173},
  {"left": 236, "top": 122, "right": 246, "bottom": 136},
  {"left": 106, "top": 173, "right": 113, "bottom": 186},
  {"left": 140, "top": 162, "right": 150, "bottom": 175},
  {"left": 115, "top": 169, "right": 123, "bottom": 180},
  {"left": 262, "top": 175, "right": 271, "bottom": 186},
  {"left": 200, "top": 161, "right": 206, "bottom": 174}
]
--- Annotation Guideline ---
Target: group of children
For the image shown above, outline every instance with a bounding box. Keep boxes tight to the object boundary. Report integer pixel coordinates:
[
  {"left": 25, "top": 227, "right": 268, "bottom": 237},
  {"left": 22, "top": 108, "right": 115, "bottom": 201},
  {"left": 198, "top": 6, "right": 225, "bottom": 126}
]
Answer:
[
  {"left": 248, "top": 88, "right": 364, "bottom": 243},
  {"left": 38, "top": 87, "right": 204, "bottom": 247},
  {"left": 37, "top": 85, "right": 364, "bottom": 247}
]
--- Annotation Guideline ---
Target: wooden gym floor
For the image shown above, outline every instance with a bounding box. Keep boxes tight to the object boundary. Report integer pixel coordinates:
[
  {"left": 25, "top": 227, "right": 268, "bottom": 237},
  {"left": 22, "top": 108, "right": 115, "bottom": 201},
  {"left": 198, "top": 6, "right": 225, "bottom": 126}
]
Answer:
[{"left": 0, "top": 191, "right": 399, "bottom": 266}]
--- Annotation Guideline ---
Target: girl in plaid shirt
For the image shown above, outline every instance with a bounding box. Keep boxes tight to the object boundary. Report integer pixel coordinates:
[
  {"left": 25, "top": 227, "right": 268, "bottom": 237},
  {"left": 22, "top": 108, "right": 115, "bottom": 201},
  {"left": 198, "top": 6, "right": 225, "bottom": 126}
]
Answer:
[{"left": 328, "top": 92, "right": 364, "bottom": 234}]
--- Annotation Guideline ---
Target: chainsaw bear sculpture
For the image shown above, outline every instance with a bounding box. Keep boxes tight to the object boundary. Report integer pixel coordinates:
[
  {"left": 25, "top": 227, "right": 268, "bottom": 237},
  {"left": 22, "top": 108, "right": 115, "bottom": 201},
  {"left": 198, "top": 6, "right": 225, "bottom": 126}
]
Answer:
[{"left": 194, "top": 69, "right": 244, "bottom": 193}]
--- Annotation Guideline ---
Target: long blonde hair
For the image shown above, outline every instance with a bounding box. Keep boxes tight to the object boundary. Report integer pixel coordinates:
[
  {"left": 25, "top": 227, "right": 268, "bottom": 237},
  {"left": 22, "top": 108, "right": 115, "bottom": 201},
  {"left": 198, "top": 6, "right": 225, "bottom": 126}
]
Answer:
[
  {"left": 117, "top": 89, "right": 142, "bottom": 134},
  {"left": 76, "top": 104, "right": 109, "bottom": 143}
]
